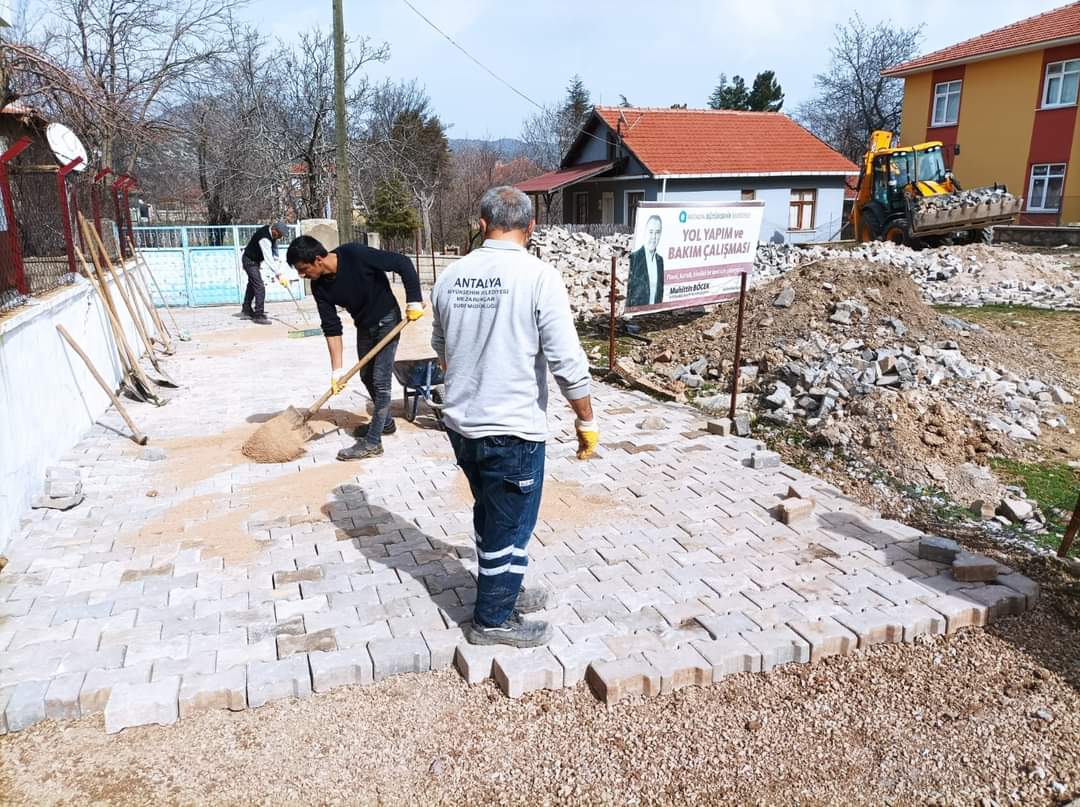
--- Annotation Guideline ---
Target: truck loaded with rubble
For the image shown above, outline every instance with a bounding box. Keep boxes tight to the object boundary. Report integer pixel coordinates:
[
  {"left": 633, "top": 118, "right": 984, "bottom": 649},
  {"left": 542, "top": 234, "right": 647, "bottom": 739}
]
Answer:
[{"left": 533, "top": 226, "right": 1080, "bottom": 547}]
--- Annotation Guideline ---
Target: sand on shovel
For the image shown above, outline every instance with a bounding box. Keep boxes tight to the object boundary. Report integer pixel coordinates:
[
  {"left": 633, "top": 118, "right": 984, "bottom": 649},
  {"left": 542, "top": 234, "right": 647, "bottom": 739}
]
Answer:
[{"left": 241, "top": 405, "right": 316, "bottom": 463}]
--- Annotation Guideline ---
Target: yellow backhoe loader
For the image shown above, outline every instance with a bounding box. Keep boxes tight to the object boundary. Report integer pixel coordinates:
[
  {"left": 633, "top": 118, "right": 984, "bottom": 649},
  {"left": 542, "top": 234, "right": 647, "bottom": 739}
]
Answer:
[{"left": 851, "top": 130, "right": 1022, "bottom": 247}]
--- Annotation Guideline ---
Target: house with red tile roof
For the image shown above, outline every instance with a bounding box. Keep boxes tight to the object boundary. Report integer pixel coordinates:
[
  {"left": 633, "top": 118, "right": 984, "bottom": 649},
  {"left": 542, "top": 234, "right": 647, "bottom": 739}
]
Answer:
[
  {"left": 516, "top": 106, "right": 858, "bottom": 243},
  {"left": 883, "top": 2, "right": 1080, "bottom": 225}
]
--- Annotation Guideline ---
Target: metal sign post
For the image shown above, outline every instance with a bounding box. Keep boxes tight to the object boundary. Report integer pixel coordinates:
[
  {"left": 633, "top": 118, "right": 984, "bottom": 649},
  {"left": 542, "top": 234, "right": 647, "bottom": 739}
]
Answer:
[
  {"left": 728, "top": 270, "right": 749, "bottom": 421},
  {"left": 1058, "top": 489, "right": 1080, "bottom": 558},
  {"left": 57, "top": 156, "right": 84, "bottom": 276},
  {"left": 608, "top": 255, "right": 617, "bottom": 372}
]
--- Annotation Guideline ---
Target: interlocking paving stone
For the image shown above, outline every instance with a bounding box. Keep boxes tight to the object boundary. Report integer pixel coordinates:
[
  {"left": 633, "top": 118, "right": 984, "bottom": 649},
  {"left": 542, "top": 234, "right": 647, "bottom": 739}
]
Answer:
[
  {"left": 0, "top": 301, "right": 1041, "bottom": 730},
  {"left": 787, "top": 618, "right": 859, "bottom": 661},
  {"left": 246, "top": 656, "right": 312, "bottom": 708},
  {"left": 493, "top": 648, "right": 564, "bottom": 698},
  {"left": 585, "top": 657, "right": 661, "bottom": 704},
  {"left": 642, "top": 645, "right": 713, "bottom": 693},
  {"left": 104, "top": 676, "right": 181, "bottom": 734}
]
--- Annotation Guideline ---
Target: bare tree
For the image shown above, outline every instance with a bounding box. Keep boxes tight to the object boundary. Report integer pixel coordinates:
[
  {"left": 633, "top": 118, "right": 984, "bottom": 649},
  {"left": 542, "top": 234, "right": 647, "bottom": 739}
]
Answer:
[
  {"left": 30, "top": 0, "right": 247, "bottom": 172},
  {"left": 795, "top": 14, "right": 923, "bottom": 162}
]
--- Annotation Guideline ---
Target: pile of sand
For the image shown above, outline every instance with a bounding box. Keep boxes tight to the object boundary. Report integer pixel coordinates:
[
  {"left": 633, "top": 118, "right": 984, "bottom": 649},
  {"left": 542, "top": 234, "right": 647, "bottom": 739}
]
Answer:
[{"left": 241, "top": 407, "right": 314, "bottom": 463}]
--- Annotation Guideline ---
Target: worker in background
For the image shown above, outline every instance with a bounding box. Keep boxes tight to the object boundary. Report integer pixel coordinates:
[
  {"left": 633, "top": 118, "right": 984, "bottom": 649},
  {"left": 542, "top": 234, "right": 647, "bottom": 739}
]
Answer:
[
  {"left": 286, "top": 235, "right": 423, "bottom": 461},
  {"left": 431, "top": 186, "right": 598, "bottom": 648},
  {"left": 241, "top": 221, "right": 289, "bottom": 324}
]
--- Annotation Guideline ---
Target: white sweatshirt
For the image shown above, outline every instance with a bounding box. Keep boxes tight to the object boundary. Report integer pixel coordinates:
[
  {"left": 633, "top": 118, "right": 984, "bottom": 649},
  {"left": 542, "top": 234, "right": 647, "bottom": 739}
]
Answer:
[{"left": 431, "top": 239, "right": 590, "bottom": 441}]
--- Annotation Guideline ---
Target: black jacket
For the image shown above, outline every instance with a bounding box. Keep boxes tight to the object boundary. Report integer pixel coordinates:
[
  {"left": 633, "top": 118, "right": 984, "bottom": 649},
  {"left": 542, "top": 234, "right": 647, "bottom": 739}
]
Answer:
[
  {"left": 242, "top": 224, "right": 278, "bottom": 264},
  {"left": 627, "top": 246, "right": 665, "bottom": 307},
  {"left": 313, "top": 242, "right": 423, "bottom": 336}
]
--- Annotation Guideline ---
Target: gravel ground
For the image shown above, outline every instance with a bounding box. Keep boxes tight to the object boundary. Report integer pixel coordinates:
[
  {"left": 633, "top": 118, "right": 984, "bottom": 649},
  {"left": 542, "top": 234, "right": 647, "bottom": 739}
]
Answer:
[{"left": 1, "top": 588, "right": 1077, "bottom": 806}]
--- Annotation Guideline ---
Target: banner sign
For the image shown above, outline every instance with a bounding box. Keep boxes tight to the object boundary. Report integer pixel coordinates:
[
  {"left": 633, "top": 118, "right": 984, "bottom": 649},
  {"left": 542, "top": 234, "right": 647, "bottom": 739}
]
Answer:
[{"left": 624, "top": 200, "right": 764, "bottom": 316}]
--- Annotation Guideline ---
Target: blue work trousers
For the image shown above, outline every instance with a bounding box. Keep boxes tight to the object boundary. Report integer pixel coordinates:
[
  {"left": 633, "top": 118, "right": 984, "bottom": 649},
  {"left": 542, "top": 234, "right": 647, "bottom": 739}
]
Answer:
[
  {"left": 447, "top": 429, "right": 545, "bottom": 627},
  {"left": 355, "top": 312, "right": 400, "bottom": 447}
]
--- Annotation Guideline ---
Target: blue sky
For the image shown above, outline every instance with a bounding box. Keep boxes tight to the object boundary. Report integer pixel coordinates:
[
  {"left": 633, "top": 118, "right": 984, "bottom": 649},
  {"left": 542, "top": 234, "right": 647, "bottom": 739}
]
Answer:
[{"left": 31, "top": 0, "right": 1070, "bottom": 139}]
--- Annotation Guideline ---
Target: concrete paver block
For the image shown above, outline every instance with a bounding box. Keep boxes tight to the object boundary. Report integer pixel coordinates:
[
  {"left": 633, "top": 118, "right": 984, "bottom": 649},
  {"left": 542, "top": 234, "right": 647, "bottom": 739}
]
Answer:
[
  {"left": 277, "top": 628, "right": 338, "bottom": 659},
  {"left": 951, "top": 552, "right": 1000, "bottom": 583},
  {"left": 962, "top": 584, "right": 1027, "bottom": 621},
  {"left": 742, "top": 626, "right": 810, "bottom": 671},
  {"left": 104, "top": 676, "right": 180, "bottom": 734},
  {"left": 833, "top": 608, "right": 904, "bottom": 647},
  {"left": 308, "top": 647, "right": 374, "bottom": 692},
  {"left": 882, "top": 603, "right": 947, "bottom": 641},
  {"left": 179, "top": 669, "right": 247, "bottom": 716},
  {"left": 422, "top": 628, "right": 465, "bottom": 670},
  {"left": 217, "top": 638, "right": 276, "bottom": 672},
  {"left": 917, "top": 536, "right": 961, "bottom": 564},
  {"left": 453, "top": 644, "right": 499, "bottom": 685},
  {"left": 750, "top": 451, "right": 780, "bottom": 469},
  {"left": 585, "top": 657, "right": 661, "bottom": 704},
  {"left": 493, "top": 648, "right": 564, "bottom": 698},
  {"left": 778, "top": 497, "right": 814, "bottom": 525},
  {"left": 247, "top": 656, "right": 312, "bottom": 708},
  {"left": 996, "top": 573, "right": 1040, "bottom": 608},
  {"left": 917, "top": 594, "right": 988, "bottom": 633},
  {"left": 642, "top": 645, "right": 712, "bottom": 693},
  {"left": 44, "top": 672, "right": 85, "bottom": 721},
  {"left": 787, "top": 618, "right": 858, "bottom": 662},
  {"left": 697, "top": 611, "right": 760, "bottom": 639},
  {"left": 368, "top": 636, "right": 430, "bottom": 681},
  {"left": 5, "top": 679, "right": 49, "bottom": 732},
  {"left": 550, "top": 641, "right": 614, "bottom": 686},
  {"left": 79, "top": 665, "right": 152, "bottom": 715},
  {"left": 691, "top": 635, "right": 762, "bottom": 679}
]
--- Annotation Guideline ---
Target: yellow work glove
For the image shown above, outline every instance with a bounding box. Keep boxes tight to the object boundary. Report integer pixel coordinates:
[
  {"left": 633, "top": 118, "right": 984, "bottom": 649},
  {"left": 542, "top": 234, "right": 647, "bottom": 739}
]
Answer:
[
  {"left": 575, "top": 418, "right": 599, "bottom": 460},
  {"left": 277, "top": 275, "right": 290, "bottom": 288},
  {"left": 330, "top": 368, "right": 346, "bottom": 396},
  {"left": 406, "top": 302, "right": 424, "bottom": 322}
]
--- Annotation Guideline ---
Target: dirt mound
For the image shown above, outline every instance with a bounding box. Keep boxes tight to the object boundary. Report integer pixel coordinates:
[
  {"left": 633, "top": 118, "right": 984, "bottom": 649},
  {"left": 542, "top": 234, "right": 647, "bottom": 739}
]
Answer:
[{"left": 241, "top": 407, "right": 314, "bottom": 463}]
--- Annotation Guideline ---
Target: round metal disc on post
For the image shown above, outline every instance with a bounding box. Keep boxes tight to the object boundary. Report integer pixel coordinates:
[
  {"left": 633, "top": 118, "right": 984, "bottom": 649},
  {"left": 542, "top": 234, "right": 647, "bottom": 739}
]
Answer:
[{"left": 45, "top": 124, "right": 89, "bottom": 171}]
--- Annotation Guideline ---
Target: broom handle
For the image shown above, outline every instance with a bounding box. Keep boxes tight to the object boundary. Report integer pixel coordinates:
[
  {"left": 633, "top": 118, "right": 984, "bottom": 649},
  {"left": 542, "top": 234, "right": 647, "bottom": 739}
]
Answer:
[{"left": 306, "top": 319, "right": 409, "bottom": 418}]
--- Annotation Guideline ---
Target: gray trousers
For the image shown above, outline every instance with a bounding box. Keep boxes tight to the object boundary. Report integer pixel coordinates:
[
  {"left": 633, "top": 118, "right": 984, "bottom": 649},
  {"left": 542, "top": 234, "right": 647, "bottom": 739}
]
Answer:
[{"left": 241, "top": 255, "right": 265, "bottom": 315}]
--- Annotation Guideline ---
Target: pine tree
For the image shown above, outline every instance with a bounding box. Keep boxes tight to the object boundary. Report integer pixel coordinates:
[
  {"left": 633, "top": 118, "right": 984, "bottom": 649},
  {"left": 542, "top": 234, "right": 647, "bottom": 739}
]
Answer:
[
  {"left": 707, "top": 74, "right": 750, "bottom": 110},
  {"left": 557, "top": 74, "right": 592, "bottom": 154},
  {"left": 748, "top": 70, "right": 784, "bottom": 112},
  {"left": 367, "top": 176, "right": 419, "bottom": 246}
]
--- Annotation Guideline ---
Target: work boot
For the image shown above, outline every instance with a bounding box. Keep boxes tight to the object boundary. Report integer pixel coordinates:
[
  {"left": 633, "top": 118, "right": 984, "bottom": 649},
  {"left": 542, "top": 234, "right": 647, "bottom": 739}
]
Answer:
[
  {"left": 239, "top": 307, "right": 254, "bottom": 318},
  {"left": 464, "top": 613, "right": 552, "bottom": 648},
  {"left": 336, "top": 442, "right": 384, "bottom": 462},
  {"left": 352, "top": 418, "right": 397, "bottom": 438},
  {"left": 251, "top": 314, "right": 271, "bottom": 325},
  {"left": 514, "top": 585, "right": 551, "bottom": 614}
]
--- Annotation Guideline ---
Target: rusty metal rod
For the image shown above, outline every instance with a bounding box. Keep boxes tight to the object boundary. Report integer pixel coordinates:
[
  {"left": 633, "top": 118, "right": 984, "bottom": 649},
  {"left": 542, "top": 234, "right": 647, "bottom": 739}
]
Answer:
[
  {"left": 608, "top": 255, "right": 617, "bottom": 372},
  {"left": 728, "top": 271, "right": 749, "bottom": 422},
  {"left": 1058, "top": 489, "right": 1080, "bottom": 558}
]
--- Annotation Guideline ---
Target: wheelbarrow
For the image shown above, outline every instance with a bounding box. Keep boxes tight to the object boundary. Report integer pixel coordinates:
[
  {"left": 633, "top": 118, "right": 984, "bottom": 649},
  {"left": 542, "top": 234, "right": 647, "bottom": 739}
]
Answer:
[{"left": 393, "top": 357, "right": 445, "bottom": 424}]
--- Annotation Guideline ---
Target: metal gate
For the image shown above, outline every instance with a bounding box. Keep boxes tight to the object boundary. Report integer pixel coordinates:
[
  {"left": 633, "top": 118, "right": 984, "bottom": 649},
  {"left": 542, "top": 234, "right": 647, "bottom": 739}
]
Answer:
[{"left": 133, "top": 225, "right": 303, "bottom": 307}]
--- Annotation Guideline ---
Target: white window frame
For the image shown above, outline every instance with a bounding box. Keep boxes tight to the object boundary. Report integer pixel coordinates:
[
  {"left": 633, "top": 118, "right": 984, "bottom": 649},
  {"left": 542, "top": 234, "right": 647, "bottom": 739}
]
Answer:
[
  {"left": 623, "top": 189, "right": 646, "bottom": 228},
  {"left": 1027, "top": 163, "right": 1066, "bottom": 212},
  {"left": 1043, "top": 59, "right": 1080, "bottom": 108},
  {"left": 931, "top": 80, "right": 962, "bottom": 127}
]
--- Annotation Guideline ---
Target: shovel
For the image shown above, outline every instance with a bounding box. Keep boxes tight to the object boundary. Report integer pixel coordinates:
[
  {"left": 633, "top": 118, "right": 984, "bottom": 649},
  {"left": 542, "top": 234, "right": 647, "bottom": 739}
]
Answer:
[{"left": 242, "top": 319, "right": 409, "bottom": 463}]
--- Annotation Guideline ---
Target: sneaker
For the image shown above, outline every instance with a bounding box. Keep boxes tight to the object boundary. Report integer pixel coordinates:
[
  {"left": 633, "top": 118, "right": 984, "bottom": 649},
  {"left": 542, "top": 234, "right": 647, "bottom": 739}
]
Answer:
[
  {"left": 514, "top": 586, "right": 551, "bottom": 614},
  {"left": 352, "top": 419, "right": 397, "bottom": 438},
  {"left": 336, "top": 442, "right": 384, "bottom": 462},
  {"left": 464, "top": 613, "right": 552, "bottom": 648}
]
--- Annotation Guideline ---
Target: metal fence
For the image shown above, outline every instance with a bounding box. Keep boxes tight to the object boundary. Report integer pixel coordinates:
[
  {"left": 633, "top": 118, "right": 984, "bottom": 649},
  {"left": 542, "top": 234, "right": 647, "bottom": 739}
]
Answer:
[{"left": 134, "top": 225, "right": 304, "bottom": 308}]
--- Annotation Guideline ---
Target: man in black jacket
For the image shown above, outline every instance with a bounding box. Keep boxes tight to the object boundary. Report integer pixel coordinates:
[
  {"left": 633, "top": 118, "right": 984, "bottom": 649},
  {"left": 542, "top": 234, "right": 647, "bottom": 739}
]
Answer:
[
  {"left": 241, "top": 222, "right": 288, "bottom": 323},
  {"left": 626, "top": 214, "right": 665, "bottom": 308},
  {"left": 286, "top": 235, "right": 424, "bottom": 461}
]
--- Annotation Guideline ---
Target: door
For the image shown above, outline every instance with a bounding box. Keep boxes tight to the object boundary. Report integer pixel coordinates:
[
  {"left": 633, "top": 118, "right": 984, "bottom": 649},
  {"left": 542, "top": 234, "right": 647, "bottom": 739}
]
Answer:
[
  {"left": 601, "top": 192, "right": 614, "bottom": 225},
  {"left": 626, "top": 191, "right": 645, "bottom": 228}
]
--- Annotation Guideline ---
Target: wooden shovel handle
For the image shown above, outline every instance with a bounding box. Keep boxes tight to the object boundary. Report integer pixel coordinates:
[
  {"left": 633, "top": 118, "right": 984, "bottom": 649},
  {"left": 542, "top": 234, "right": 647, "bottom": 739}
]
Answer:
[{"left": 306, "top": 319, "right": 409, "bottom": 418}]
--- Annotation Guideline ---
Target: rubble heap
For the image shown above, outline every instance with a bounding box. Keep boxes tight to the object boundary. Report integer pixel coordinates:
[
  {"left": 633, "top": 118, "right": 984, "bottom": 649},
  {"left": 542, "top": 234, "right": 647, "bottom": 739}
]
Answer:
[{"left": 913, "top": 186, "right": 1016, "bottom": 213}]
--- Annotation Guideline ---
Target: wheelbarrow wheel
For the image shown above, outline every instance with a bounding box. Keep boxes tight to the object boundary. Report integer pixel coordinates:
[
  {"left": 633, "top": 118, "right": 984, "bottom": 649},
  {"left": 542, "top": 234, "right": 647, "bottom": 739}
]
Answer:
[
  {"left": 431, "top": 387, "right": 444, "bottom": 430},
  {"left": 403, "top": 387, "right": 419, "bottom": 422}
]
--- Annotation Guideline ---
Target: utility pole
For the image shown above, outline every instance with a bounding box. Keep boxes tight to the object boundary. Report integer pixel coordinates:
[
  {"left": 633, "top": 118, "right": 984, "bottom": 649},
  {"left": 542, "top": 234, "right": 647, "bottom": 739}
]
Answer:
[{"left": 332, "top": 0, "right": 353, "bottom": 242}]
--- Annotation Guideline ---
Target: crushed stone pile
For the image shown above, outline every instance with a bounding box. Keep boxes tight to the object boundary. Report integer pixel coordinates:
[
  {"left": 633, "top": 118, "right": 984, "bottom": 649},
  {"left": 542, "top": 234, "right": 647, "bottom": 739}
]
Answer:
[
  {"left": 531, "top": 226, "right": 1080, "bottom": 317},
  {"left": 620, "top": 259, "right": 1078, "bottom": 504}
]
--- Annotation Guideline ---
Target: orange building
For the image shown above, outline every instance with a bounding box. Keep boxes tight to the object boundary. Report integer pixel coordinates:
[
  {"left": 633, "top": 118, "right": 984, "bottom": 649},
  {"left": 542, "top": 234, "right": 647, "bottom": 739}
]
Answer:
[{"left": 883, "top": 2, "right": 1080, "bottom": 225}]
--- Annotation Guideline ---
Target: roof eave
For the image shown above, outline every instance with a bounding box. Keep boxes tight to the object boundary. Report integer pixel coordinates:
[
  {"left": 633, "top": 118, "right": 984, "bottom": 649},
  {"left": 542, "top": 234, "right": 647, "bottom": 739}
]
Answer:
[
  {"left": 654, "top": 170, "right": 859, "bottom": 179},
  {"left": 882, "top": 33, "right": 1080, "bottom": 77}
]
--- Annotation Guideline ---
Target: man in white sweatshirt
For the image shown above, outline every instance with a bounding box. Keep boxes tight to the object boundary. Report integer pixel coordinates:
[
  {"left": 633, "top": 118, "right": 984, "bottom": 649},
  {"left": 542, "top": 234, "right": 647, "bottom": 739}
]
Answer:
[{"left": 431, "top": 186, "right": 599, "bottom": 648}]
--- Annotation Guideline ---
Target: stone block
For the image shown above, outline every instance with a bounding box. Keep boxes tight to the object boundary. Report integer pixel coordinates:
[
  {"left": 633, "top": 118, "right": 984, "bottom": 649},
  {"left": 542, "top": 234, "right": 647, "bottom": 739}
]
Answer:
[
  {"left": 997, "top": 573, "right": 1040, "bottom": 608},
  {"left": 742, "top": 626, "right": 810, "bottom": 671},
  {"left": 80, "top": 665, "right": 152, "bottom": 714},
  {"left": 603, "top": 632, "right": 665, "bottom": 657},
  {"left": 969, "top": 500, "right": 996, "bottom": 520},
  {"left": 750, "top": 451, "right": 780, "bottom": 470},
  {"left": 706, "top": 419, "right": 731, "bottom": 436},
  {"left": 917, "top": 594, "right": 988, "bottom": 633},
  {"left": 997, "top": 498, "right": 1033, "bottom": 523},
  {"left": 368, "top": 636, "right": 430, "bottom": 681},
  {"left": 179, "top": 669, "right": 247, "bottom": 716},
  {"left": 696, "top": 611, "right": 759, "bottom": 639},
  {"left": 273, "top": 595, "right": 328, "bottom": 621},
  {"left": 277, "top": 628, "right": 338, "bottom": 659},
  {"left": 493, "top": 648, "right": 564, "bottom": 698},
  {"left": 453, "top": 644, "right": 499, "bottom": 685},
  {"left": 217, "top": 637, "right": 277, "bottom": 672},
  {"left": 5, "top": 679, "right": 49, "bottom": 732},
  {"left": 550, "top": 641, "right": 614, "bottom": 686},
  {"left": 246, "top": 656, "right": 312, "bottom": 708},
  {"left": 832, "top": 608, "right": 903, "bottom": 648},
  {"left": 45, "top": 478, "right": 83, "bottom": 498},
  {"left": 308, "top": 647, "right": 374, "bottom": 692},
  {"left": 44, "top": 672, "right": 85, "bottom": 721},
  {"left": 787, "top": 618, "right": 858, "bottom": 662},
  {"left": 31, "top": 494, "right": 84, "bottom": 511},
  {"left": 423, "top": 628, "right": 465, "bottom": 670},
  {"left": 733, "top": 415, "right": 752, "bottom": 437},
  {"left": 104, "top": 676, "right": 180, "bottom": 734},
  {"left": 272, "top": 566, "right": 324, "bottom": 587},
  {"left": 585, "top": 657, "right": 661, "bottom": 704},
  {"left": 248, "top": 615, "right": 306, "bottom": 645},
  {"left": 152, "top": 652, "right": 217, "bottom": 682},
  {"left": 963, "top": 584, "right": 1027, "bottom": 621},
  {"left": 917, "top": 535, "right": 961, "bottom": 564},
  {"left": 642, "top": 645, "right": 712, "bottom": 693},
  {"left": 777, "top": 497, "right": 814, "bottom": 525},
  {"left": 951, "top": 552, "right": 1000, "bottom": 583},
  {"left": 882, "top": 603, "right": 946, "bottom": 642},
  {"left": 0, "top": 687, "right": 12, "bottom": 735},
  {"left": 691, "top": 635, "right": 762, "bottom": 679}
]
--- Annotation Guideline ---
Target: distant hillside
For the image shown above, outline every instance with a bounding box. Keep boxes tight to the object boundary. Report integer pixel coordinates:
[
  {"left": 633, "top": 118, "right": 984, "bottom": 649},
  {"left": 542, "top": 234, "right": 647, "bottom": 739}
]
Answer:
[{"left": 448, "top": 138, "right": 530, "bottom": 160}]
